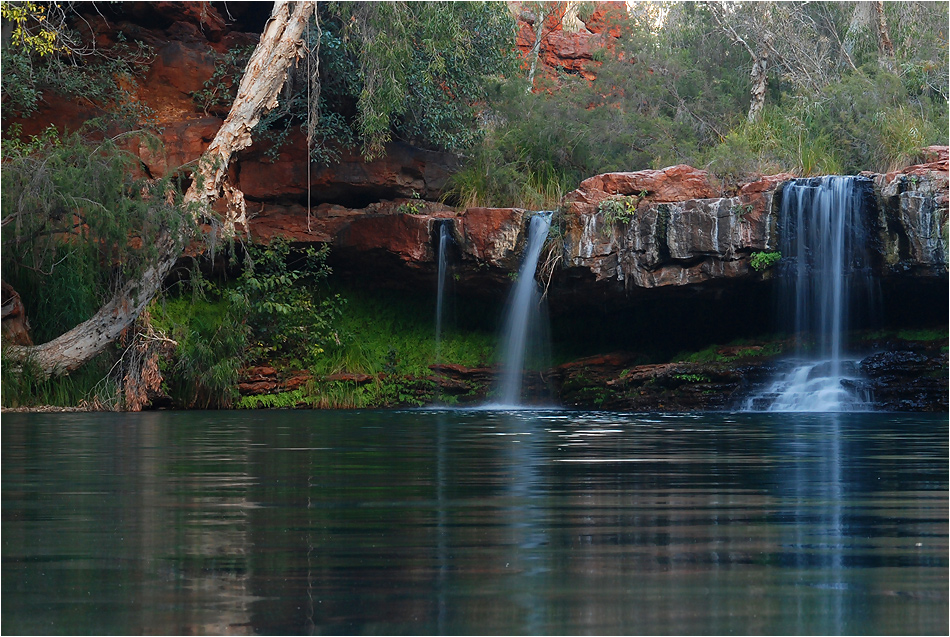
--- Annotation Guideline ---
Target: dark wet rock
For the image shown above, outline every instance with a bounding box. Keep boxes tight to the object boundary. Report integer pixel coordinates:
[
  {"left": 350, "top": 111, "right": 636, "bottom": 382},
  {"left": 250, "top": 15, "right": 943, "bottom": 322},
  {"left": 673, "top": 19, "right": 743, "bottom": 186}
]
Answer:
[
  {"left": 551, "top": 353, "right": 775, "bottom": 411},
  {"left": 860, "top": 350, "right": 949, "bottom": 411},
  {"left": 429, "top": 364, "right": 495, "bottom": 404}
]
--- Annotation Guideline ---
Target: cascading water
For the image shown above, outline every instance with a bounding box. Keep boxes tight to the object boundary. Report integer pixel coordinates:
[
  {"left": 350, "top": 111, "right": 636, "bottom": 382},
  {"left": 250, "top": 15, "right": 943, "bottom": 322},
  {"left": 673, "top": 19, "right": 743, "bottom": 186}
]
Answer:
[
  {"left": 434, "top": 220, "right": 454, "bottom": 360},
  {"left": 746, "top": 176, "right": 879, "bottom": 412},
  {"left": 494, "top": 212, "right": 553, "bottom": 407}
]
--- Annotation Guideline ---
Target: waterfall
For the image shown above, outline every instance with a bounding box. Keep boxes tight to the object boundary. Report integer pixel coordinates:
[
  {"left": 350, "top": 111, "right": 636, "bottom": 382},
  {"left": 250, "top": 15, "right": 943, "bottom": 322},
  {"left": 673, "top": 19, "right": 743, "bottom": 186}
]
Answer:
[
  {"left": 494, "top": 212, "right": 553, "bottom": 407},
  {"left": 434, "top": 220, "right": 453, "bottom": 360},
  {"left": 747, "top": 176, "right": 879, "bottom": 412}
]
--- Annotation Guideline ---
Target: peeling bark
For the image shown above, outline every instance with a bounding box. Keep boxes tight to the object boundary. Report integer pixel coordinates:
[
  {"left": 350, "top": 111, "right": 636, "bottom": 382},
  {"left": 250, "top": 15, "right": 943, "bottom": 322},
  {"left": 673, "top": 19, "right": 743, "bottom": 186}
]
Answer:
[
  {"left": 872, "top": 0, "right": 895, "bottom": 70},
  {"left": 747, "top": 45, "right": 769, "bottom": 122},
  {"left": 6, "top": 0, "right": 316, "bottom": 377}
]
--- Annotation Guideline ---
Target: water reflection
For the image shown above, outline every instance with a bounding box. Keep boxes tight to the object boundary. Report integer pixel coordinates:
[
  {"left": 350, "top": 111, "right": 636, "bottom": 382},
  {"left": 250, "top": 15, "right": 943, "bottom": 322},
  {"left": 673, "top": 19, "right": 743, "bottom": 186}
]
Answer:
[{"left": 3, "top": 410, "right": 947, "bottom": 635}]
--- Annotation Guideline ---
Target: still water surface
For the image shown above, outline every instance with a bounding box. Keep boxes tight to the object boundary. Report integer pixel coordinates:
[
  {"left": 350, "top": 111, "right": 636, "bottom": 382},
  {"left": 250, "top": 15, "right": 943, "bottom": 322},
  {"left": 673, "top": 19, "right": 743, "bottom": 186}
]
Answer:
[{"left": 3, "top": 410, "right": 947, "bottom": 635}]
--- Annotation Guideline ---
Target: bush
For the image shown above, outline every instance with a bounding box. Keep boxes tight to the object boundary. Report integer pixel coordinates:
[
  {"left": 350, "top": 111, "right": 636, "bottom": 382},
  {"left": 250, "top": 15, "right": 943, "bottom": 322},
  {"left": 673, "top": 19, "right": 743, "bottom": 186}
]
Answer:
[
  {"left": 750, "top": 250, "right": 782, "bottom": 272},
  {"left": 1, "top": 127, "right": 187, "bottom": 343},
  {"left": 235, "top": 238, "right": 347, "bottom": 367},
  {"left": 150, "top": 280, "right": 248, "bottom": 409}
]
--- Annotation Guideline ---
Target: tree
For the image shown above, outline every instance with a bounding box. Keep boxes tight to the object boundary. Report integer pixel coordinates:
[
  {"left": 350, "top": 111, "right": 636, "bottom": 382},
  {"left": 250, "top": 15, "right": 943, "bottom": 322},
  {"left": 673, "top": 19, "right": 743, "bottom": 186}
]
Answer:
[
  {"left": 4, "top": 0, "right": 316, "bottom": 376},
  {"left": 707, "top": 2, "right": 772, "bottom": 121},
  {"left": 321, "top": 2, "right": 516, "bottom": 158},
  {"left": 521, "top": 2, "right": 559, "bottom": 92},
  {"left": 4, "top": 0, "right": 517, "bottom": 378}
]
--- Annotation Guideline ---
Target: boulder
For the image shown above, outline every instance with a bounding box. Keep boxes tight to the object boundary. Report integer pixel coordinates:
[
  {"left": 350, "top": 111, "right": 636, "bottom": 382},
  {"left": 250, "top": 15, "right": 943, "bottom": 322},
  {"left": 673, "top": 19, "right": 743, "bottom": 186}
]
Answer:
[{"left": 575, "top": 164, "right": 718, "bottom": 205}]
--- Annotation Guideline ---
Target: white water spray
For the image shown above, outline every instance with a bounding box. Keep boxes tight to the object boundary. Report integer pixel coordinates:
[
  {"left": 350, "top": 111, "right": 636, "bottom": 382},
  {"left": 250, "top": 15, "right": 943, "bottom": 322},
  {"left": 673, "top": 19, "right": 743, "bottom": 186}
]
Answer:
[{"left": 746, "top": 176, "right": 878, "bottom": 412}]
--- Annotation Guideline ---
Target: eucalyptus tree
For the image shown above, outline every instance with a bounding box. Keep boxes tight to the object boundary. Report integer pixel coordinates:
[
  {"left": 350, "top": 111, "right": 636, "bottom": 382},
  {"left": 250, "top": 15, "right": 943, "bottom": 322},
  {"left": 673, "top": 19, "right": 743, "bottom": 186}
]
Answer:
[
  {"left": 3, "top": 0, "right": 517, "bottom": 379},
  {"left": 4, "top": 0, "right": 317, "bottom": 376}
]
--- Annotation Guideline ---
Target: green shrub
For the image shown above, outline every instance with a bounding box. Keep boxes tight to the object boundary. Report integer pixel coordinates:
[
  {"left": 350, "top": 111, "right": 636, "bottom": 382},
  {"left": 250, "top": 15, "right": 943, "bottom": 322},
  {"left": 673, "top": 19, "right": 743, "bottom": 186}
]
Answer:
[
  {"left": 598, "top": 194, "right": 641, "bottom": 234},
  {"left": 150, "top": 282, "right": 248, "bottom": 409},
  {"left": 1, "top": 127, "right": 187, "bottom": 343},
  {"left": 235, "top": 238, "right": 347, "bottom": 368},
  {"left": 750, "top": 250, "right": 782, "bottom": 272}
]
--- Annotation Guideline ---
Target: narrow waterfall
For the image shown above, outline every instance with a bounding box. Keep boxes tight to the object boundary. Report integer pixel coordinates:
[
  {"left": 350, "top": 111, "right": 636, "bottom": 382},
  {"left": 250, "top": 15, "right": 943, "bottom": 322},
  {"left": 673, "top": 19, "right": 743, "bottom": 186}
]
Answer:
[
  {"left": 747, "top": 176, "right": 879, "bottom": 412},
  {"left": 495, "top": 212, "right": 553, "bottom": 407},
  {"left": 434, "top": 220, "right": 453, "bottom": 360}
]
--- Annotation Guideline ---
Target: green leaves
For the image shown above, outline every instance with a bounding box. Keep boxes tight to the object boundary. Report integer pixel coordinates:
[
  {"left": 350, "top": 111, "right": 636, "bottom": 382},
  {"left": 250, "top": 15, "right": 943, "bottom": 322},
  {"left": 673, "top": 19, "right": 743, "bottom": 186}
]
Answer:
[
  {"left": 322, "top": 2, "right": 517, "bottom": 158},
  {"left": 750, "top": 251, "right": 782, "bottom": 272},
  {"left": 1, "top": 129, "right": 187, "bottom": 342},
  {"left": 235, "top": 238, "right": 347, "bottom": 367},
  {"left": 598, "top": 194, "right": 641, "bottom": 235}
]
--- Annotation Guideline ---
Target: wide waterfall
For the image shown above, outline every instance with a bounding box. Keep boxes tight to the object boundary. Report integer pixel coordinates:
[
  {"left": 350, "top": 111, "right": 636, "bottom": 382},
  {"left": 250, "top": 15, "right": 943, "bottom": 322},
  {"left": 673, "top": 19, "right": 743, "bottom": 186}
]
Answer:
[
  {"left": 494, "top": 212, "right": 553, "bottom": 407},
  {"left": 747, "top": 176, "right": 879, "bottom": 412}
]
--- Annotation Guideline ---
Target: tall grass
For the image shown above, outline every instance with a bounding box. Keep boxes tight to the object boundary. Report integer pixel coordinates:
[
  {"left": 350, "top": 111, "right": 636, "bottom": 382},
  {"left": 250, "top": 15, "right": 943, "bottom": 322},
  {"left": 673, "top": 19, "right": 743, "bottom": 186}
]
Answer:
[{"left": 1, "top": 352, "right": 118, "bottom": 408}]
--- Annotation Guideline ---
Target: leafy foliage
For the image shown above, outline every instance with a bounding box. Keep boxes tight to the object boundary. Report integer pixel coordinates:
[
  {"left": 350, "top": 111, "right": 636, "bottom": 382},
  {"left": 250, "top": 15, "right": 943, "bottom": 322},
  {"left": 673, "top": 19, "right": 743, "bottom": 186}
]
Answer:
[
  {"left": 750, "top": 251, "right": 782, "bottom": 272},
  {"left": 191, "top": 2, "right": 518, "bottom": 164},
  {"left": 150, "top": 239, "right": 348, "bottom": 408},
  {"left": 323, "top": 2, "right": 518, "bottom": 159},
  {"left": 598, "top": 194, "right": 641, "bottom": 234},
  {"left": 451, "top": 0, "right": 947, "bottom": 207},
  {"left": 1, "top": 2, "right": 61, "bottom": 56},
  {"left": 234, "top": 238, "right": 347, "bottom": 367},
  {"left": 1, "top": 3, "right": 153, "bottom": 124},
  {"left": 0, "top": 127, "right": 188, "bottom": 343}
]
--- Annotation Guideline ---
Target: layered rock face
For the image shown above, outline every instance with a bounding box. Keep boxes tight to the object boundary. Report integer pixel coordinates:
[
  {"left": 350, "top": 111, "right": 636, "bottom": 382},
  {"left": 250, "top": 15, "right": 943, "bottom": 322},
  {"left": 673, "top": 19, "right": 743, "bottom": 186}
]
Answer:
[
  {"left": 560, "top": 165, "right": 779, "bottom": 290},
  {"left": 9, "top": 2, "right": 943, "bottom": 306},
  {"left": 555, "top": 159, "right": 948, "bottom": 296},
  {"left": 873, "top": 146, "right": 949, "bottom": 276}
]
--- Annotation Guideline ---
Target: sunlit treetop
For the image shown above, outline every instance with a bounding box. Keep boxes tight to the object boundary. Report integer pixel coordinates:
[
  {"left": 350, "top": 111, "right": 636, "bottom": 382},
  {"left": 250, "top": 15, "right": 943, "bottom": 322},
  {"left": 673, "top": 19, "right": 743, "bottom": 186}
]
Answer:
[{"left": 1, "top": 1, "right": 63, "bottom": 56}]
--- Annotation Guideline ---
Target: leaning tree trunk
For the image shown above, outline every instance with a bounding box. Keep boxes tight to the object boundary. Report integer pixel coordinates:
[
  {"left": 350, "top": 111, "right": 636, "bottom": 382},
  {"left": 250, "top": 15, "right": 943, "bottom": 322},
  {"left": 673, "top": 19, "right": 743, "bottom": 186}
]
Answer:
[{"left": 5, "top": 0, "right": 316, "bottom": 377}]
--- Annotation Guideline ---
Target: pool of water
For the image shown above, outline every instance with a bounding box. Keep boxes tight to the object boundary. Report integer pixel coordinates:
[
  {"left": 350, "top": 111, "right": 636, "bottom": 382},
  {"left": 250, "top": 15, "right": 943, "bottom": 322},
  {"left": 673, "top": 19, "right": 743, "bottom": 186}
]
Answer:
[{"left": 3, "top": 410, "right": 947, "bottom": 635}]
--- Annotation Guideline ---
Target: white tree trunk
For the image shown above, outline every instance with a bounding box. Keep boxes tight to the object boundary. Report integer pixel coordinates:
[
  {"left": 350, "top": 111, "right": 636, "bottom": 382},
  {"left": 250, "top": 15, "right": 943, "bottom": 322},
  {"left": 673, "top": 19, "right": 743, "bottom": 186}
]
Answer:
[
  {"left": 872, "top": 0, "right": 895, "bottom": 71},
  {"left": 747, "top": 48, "right": 769, "bottom": 122},
  {"left": 526, "top": 8, "right": 548, "bottom": 92},
  {"left": 7, "top": 0, "right": 316, "bottom": 377}
]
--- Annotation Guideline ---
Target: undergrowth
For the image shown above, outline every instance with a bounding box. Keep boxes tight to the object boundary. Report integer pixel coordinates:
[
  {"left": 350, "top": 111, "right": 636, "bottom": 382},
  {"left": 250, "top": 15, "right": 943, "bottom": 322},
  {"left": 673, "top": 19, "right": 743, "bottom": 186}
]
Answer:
[
  {"left": 1, "top": 351, "right": 117, "bottom": 408},
  {"left": 296, "top": 285, "right": 495, "bottom": 408},
  {"left": 152, "top": 275, "right": 497, "bottom": 410}
]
